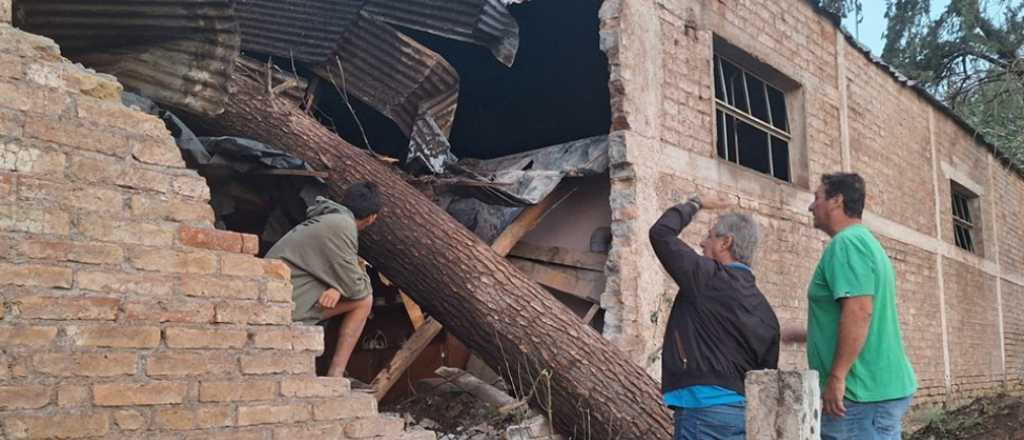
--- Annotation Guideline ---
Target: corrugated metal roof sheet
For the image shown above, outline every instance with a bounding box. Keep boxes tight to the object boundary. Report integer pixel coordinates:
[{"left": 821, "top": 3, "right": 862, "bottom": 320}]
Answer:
[
  {"left": 235, "top": 0, "right": 360, "bottom": 65},
  {"left": 15, "top": 0, "right": 240, "bottom": 117}
]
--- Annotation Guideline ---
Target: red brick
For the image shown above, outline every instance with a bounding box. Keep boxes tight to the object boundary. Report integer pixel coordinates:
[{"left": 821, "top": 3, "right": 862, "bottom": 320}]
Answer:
[
  {"left": 146, "top": 351, "right": 235, "bottom": 377},
  {"left": 262, "top": 259, "right": 291, "bottom": 280},
  {"left": 16, "top": 296, "right": 119, "bottom": 321},
  {"left": 172, "top": 175, "right": 210, "bottom": 200},
  {"left": 0, "top": 385, "right": 50, "bottom": 410},
  {"left": 181, "top": 275, "right": 258, "bottom": 300},
  {"left": 240, "top": 353, "right": 312, "bottom": 375},
  {"left": 2, "top": 413, "right": 109, "bottom": 439},
  {"left": 264, "top": 280, "right": 293, "bottom": 303},
  {"left": 164, "top": 327, "right": 249, "bottom": 349},
  {"left": 93, "top": 382, "right": 188, "bottom": 406},
  {"left": 115, "top": 166, "right": 172, "bottom": 193},
  {"left": 130, "top": 194, "right": 215, "bottom": 223},
  {"left": 0, "top": 141, "right": 65, "bottom": 176},
  {"left": 19, "top": 178, "right": 123, "bottom": 213},
  {"left": 67, "top": 325, "right": 161, "bottom": 348},
  {"left": 122, "top": 301, "right": 214, "bottom": 324},
  {"left": 18, "top": 240, "right": 123, "bottom": 265},
  {"left": 249, "top": 326, "right": 323, "bottom": 351},
  {"left": 62, "top": 63, "right": 122, "bottom": 100},
  {"left": 199, "top": 380, "right": 276, "bottom": 402},
  {"left": 25, "top": 117, "right": 130, "bottom": 157},
  {"left": 184, "top": 429, "right": 267, "bottom": 440},
  {"left": 250, "top": 328, "right": 293, "bottom": 349},
  {"left": 0, "top": 325, "right": 58, "bottom": 347},
  {"left": 237, "top": 403, "right": 312, "bottom": 426},
  {"left": 313, "top": 393, "right": 377, "bottom": 420},
  {"left": 220, "top": 253, "right": 265, "bottom": 277},
  {"left": 0, "top": 205, "right": 71, "bottom": 235},
  {"left": 78, "top": 271, "right": 174, "bottom": 296},
  {"left": 273, "top": 423, "right": 342, "bottom": 439},
  {"left": 57, "top": 384, "right": 89, "bottom": 407},
  {"left": 130, "top": 248, "right": 218, "bottom": 274},
  {"left": 68, "top": 155, "right": 123, "bottom": 184},
  {"left": 343, "top": 415, "right": 405, "bottom": 438},
  {"left": 113, "top": 410, "right": 147, "bottom": 431},
  {"left": 281, "top": 377, "right": 349, "bottom": 398},
  {"left": 33, "top": 352, "right": 136, "bottom": 377},
  {"left": 76, "top": 96, "right": 165, "bottom": 135},
  {"left": 0, "top": 80, "right": 70, "bottom": 115},
  {"left": 154, "top": 405, "right": 233, "bottom": 430},
  {"left": 215, "top": 302, "right": 292, "bottom": 325},
  {"left": 131, "top": 136, "right": 185, "bottom": 168},
  {"left": 0, "top": 263, "right": 72, "bottom": 288},
  {"left": 179, "top": 225, "right": 244, "bottom": 253},
  {"left": 77, "top": 216, "right": 175, "bottom": 247},
  {"left": 242, "top": 233, "right": 260, "bottom": 255}
]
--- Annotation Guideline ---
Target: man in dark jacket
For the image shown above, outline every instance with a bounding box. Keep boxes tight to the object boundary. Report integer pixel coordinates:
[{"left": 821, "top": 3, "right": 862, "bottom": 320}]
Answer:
[{"left": 649, "top": 194, "right": 780, "bottom": 440}]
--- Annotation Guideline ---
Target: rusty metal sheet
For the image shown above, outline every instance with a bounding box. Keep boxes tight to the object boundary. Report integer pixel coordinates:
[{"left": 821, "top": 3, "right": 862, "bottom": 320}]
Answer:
[
  {"left": 364, "top": 0, "right": 519, "bottom": 66},
  {"left": 15, "top": 0, "right": 240, "bottom": 116},
  {"left": 235, "top": 0, "right": 360, "bottom": 65}
]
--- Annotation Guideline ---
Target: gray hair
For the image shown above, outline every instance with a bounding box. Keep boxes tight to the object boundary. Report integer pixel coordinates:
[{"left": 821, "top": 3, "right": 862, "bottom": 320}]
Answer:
[{"left": 711, "top": 213, "right": 760, "bottom": 266}]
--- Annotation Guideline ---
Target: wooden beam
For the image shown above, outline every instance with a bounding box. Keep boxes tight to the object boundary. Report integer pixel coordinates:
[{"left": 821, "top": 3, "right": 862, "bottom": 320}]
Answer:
[
  {"left": 582, "top": 303, "right": 601, "bottom": 324},
  {"left": 370, "top": 317, "right": 444, "bottom": 401},
  {"left": 399, "top": 292, "right": 425, "bottom": 330},
  {"left": 508, "top": 242, "right": 607, "bottom": 272},
  {"left": 490, "top": 184, "right": 577, "bottom": 257},
  {"left": 507, "top": 257, "right": 605, "bottom": 303}
]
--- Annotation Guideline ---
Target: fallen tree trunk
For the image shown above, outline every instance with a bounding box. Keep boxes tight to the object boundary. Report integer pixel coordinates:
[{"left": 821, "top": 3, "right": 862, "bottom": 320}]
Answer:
[{"left": 187, "top": 60, "right": 672, "bottom": 439}]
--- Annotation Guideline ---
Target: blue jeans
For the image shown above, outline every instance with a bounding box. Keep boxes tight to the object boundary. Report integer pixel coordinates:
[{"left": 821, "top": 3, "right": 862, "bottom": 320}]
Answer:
[
  {"left": 821, "top": 396, "right": 912, "bottom": 440},
  {"left": 673, "top": 404, "right": 745, "bottom": 440}
]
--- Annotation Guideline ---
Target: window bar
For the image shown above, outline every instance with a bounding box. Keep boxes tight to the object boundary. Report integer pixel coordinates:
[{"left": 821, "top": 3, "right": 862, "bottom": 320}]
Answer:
[
  {"left": 763, "top": 82, "right": 774, "bottom": 127},
  {"left": 732, "top": 113, "right": 741, "bottom": 165},
  {"left": 716, "top": 101, "right": 791, "bottom": 141},
  {"left": 717, "top": 57, "right": 728, "bottom": 99},
  {"left": 742, "top": 72, "right": 752, "bottom": 116},
  {"left": 720, "top": 111, "right": 730, "bottom": 162},
  {"left": 767, "top": 135, "right": 776, "bottom": 177}
]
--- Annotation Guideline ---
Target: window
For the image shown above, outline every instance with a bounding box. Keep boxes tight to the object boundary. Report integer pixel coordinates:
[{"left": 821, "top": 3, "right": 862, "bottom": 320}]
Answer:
[
  {"left": 950, "top": 182, "right": 978, "bottom": 253},
  {"left": 714, "top": 54, "right": 791, "bottom": 181}
]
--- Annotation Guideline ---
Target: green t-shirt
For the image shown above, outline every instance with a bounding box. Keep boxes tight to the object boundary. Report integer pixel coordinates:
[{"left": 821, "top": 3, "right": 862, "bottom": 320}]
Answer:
[{"left": 807, "top": 224, "right": 917, "bottom": 402}]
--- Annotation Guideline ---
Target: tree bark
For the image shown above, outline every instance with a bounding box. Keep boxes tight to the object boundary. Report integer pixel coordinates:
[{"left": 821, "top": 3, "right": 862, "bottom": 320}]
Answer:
[{"left": 187, "top": 60, "right": 672, "bottom": 440}]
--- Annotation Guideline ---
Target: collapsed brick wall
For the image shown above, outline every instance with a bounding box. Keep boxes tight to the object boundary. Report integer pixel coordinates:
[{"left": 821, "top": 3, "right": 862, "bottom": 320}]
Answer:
[
  {"left": 0, "top": 23, "right": 430, "bottom": 440},
  {"left": 598, "top": 0, "right": 1024, "bottom": 408}
]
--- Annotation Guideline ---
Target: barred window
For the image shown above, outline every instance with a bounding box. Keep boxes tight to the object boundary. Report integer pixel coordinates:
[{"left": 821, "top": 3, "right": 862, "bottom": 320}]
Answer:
[
  {"left": 714, "top": 54, "right": 791, "bottom": 181},
  {"left": 951, "top": 184, "right": 977, "bottom": 253}
]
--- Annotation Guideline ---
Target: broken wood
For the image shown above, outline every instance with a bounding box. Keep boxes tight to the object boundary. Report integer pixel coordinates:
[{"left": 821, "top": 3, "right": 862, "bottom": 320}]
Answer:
[
  {"left": 435, "top": 366, "right": 519, "bottom": 410},
  {"left": 186, "top": 59, "right": 672, "bottom": 440},
  {"left": 371, "top": 317, "right": 444, "bottom": 400},
  {"left": 490, "top": 184, "right": 577, "bottom": 257},
  {"left": 582, "top": 303, "right": 601, "bottom": 324},
  {"left": 400, "top": 292, "right": 426, "bottom": 330},
  {"left": 508, "top": 242, "right": 607, "bottom": 272},
  {"left": 507, "top": 257, "right": 605, "bottom": 303}
]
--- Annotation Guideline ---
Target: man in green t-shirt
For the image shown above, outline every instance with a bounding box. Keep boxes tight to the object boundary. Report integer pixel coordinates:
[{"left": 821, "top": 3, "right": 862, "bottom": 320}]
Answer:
[{"left": 802, "top": 172, "right": 917, "bottom": 439}]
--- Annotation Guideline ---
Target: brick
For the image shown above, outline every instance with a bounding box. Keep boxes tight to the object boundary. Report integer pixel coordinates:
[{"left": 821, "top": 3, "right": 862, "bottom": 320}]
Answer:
[
  {"left": 76, "top": 96, "right": 164, "bottom": 135},
  {"left": 272, "top": 424, "right": 342, "bottom": 440},
  {"left": 200, "top": 380, "right": 276, "bottom": 402},
  {"left": 292, "top": 326, "right": 324, "bottom": 351},
  {"left": 33, "top": 352, "right": 136, "bottom": 377},
  {"left": 184, "top": 429, "right": 267, "bottom": 440},
  {"left": 0, "top": 172, "right": 13, "bottom": 202},
  {"left": 249, "top": 326, "right": 323, "bottom": 351},
  {"left": 240, "top": 353, "right": 312, "bottom": 375},
  {"left": 68, "top": 155, "right": 123, "bottom": 184},
  {"left": 77, "top": 216, "right": 175, "bottom": 247},
  {"left": 0, "top": 141, "right": 66, "bottom": 175},
  {"left": 67, "top": 325, "right": 161, "bottom": 348},
  {"left": 282, "top": 377, "right": 350, "bottom": 398},
  {"left": 262, "top": 259, "right": 291, "bottom": 280},
  {"left": 113, "top": 410, "right": 147, "bottom": 431},
  {"left": 0, "top": 263, "right": 72, "bottom": 288},
  {"left": 154, "top": 405, "right": 233, "bottom": 430},
  {"left": 130, "top": 194, "right": 214, "bottom": 223},
  {"left": 2, "top": 413, "right": 109, "bottom": 439},
  {"left": 220, "top": 253, "right": 266, "bottom": 277},
  {"left": 57, "top": 384, "right": 89, "bottom": 407},
  {"left": 132, "top": 137, "right": 185, "bottom": 168},
  {"left": 179, "top": 225, "right": 244, "bottom": 252},
  {"left": 19, "top": 240, "right": 123, "bottom": 265},
  {"left": 265, "top": 280, "right": 293, "bottom": 303},
  {"left": 115, "top": 166, "right": 172, "bottom": 193},
  {"left": 215, "top": 302, "right": 292, "bottom": 325},
  {"left": 237, "top": 403, "right": 312, "bottom": 426},
  {"left": 122, "top": 301, "right": 214, "bottom": 324},
  {"left": 0, "top": 81, "right": 70, "bottom": 115},
  {"left": 78, "top": 271, "right": 174, "bottom": 296},
  {"left": 0, "top": 325, "right": 58, "bottom": 347},
  {"left": 94, "top": 382, "right": 187, "bottom": 406},
  {"left": 61, "top": 64, "right": 122, "bottom": 101},
  {"left": 313, "top": 393, "right": 377, "bottom": 420},
  {"left": 19, "top": 178, "right": 123, "bottom": 213},
  {"left": 16, "top": 296, "right": 119, "bottom": 321},
  {"left": 0, "top": 54, "right": 23, "bottom": 79},
  {"left": 0, "top": 385, "right": 50, "bottom": 410},
  {"left": 344, "top": 415, "right": 405, "bottom": 439},
  {"left": 130, "top": 248, "right": 218, "bottom": 274},
  {"left": 146, "top": 351, "right": 235, "bottom": 377},
  {"left": 25, "top": 117, "right": 130, "bottom": 157},
  {"left": 242, "top": 234, "right": 260, "bottom": 255},
  {"left": 172, "top": 175, "right": 210, "bottom": 200},
  {"left": 250, "top": 328, "right": 293, "bottom": 349},
  {"left": 0, "top": 205, "right": 71, "bottom": 235},
  {"left": 164, "top": 327, "right": 249, "bottom": 349},
  {"left": 181, "top": 275, "right": 259, "bottom": 300}
]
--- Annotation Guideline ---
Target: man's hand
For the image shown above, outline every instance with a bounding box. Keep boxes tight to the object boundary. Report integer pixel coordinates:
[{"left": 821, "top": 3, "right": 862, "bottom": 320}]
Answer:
[
  {"left": 318, "top": 288, "right": 342, "bottom": 309},
  {"left": 823, "top": 373, "right": 847, "bottom": 417},
  {"left": 699, "top": 193, "right": 736, "bottom": 210}
]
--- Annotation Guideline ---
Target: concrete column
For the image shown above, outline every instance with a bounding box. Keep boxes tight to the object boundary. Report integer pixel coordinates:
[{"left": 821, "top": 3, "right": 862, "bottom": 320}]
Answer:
[
  {"left": 746, "top": 370, "right": 821, "bottom": 440},
  {"left": 1, "top": 0, "right": 11, "bottom": 24}
]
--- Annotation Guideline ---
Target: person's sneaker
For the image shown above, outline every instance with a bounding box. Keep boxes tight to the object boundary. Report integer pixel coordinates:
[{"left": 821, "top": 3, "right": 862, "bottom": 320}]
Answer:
[{"left": 348, "top": 378, "right": 375, "bottom": 392}]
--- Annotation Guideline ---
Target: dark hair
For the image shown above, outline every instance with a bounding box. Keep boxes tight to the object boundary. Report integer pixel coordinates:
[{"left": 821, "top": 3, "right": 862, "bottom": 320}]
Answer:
[
  {"left": 821, "top": 172, "right": 865, "bottom": 219},
  {"left": 341, "top": 181, "right": 381, "bottom": 220}
]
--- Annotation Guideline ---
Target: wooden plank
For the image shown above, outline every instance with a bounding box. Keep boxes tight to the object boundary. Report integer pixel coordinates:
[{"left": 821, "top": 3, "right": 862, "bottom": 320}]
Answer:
[
  {"left": 399, "top": 292, "right": 425, "bottom": 330},
  {"left": 490, "top": 184, "right": 577, "bottom": 257},
  {"left": 507, "top": 257, "right": 604, "bottom": 303},
  {"left": 582, "top": 303, "right": 601, "bottom": 324},
  {"left": 370, "top": 317, "right": 444, "bottom": 401},
  {"left": 508, "top": 242, "right": 607, "bottom": 272}
]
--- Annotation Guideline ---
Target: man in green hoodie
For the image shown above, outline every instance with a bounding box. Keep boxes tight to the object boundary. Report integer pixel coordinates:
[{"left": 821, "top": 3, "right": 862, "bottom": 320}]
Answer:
[{"left": 266, "top": 182, "right": 381, "bottom": 378}]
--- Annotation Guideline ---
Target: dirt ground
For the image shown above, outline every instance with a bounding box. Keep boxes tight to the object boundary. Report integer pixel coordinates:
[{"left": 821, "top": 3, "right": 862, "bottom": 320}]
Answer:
[{"left": 906, "top": 394, "right": 1024, "bottom": 440}]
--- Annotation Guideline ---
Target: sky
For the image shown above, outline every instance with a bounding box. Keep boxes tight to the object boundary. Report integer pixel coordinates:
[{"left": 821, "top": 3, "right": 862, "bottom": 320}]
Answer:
[{"left": 842, "top": 0, "right": 952, "bottom": 55}]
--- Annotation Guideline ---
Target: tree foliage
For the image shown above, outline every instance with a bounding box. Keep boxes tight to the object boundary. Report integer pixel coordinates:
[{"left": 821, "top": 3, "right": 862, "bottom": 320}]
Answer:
[{"left": 882, "top": 0, "right": 1024, "bottom": 166}]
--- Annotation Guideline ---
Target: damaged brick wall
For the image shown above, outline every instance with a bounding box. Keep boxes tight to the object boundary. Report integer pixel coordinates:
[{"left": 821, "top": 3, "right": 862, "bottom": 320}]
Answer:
[
  {"left": 0, "top": 19, "right": 430, "bottom": 439},
  {"left": 598, "top": 0, "right": 1024, "bottom": 408}
]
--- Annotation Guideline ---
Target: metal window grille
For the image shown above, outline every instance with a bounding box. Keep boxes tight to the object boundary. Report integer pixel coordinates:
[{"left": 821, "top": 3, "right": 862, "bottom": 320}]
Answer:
[{"left": 951, "top": 189, "right": 976, "bottom": 253}]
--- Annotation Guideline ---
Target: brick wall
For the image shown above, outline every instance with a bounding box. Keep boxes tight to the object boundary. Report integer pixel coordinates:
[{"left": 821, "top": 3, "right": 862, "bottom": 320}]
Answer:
[
  {"left": 599, "top": 0, "right": 1024, "bottom": 409},
  {"left": 0, "top": 24, "right": 431, "bottom": 440}
]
